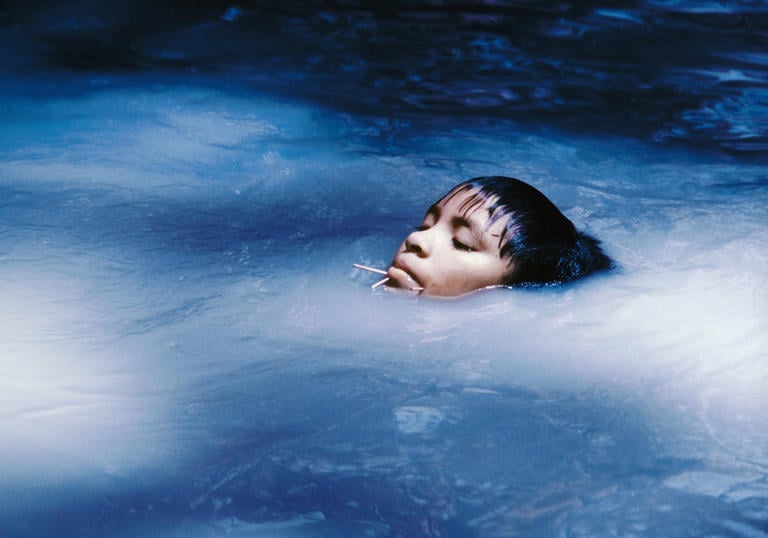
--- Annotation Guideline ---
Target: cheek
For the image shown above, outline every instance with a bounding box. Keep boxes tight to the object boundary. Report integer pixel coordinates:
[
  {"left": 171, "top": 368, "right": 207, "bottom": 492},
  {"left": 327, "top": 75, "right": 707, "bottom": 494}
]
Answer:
[
  {"left": 428, "top": 260, "right": 480, "bottom": 294},
  {"left": 469, "top": 256, "right": 510, "bottom": 285}
]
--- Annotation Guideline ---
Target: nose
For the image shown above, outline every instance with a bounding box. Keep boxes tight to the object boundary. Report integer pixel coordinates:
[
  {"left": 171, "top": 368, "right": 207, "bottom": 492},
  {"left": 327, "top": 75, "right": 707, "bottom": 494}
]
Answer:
[{"left": 405, "top": 229, "right": 431, "bottom": 257}]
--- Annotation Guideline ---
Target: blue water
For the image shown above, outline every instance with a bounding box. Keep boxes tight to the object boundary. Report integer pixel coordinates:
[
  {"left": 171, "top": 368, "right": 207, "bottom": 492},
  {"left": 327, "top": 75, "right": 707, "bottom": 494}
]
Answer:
[{"left": 1, "top": 2, "right": 767, "bottom": 537}]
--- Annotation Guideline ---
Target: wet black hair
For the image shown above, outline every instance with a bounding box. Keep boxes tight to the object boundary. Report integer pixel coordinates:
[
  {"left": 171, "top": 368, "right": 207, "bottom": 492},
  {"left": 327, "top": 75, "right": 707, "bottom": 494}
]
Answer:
[{"left": 445, "top": 176, "right": 613, "bottom": 286}]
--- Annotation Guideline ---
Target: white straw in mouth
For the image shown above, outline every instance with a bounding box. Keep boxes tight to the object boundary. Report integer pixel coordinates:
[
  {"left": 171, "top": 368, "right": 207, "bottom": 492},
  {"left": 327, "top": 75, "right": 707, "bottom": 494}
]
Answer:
[
  {"left": 353, "top": 263, "right": 388, "bottom": 275},
  {"left": 355, "top": 263, "right": 423, "bottom": 292},
  {"left": 371, "top": 277, "right": 389, "bottom": 289}
]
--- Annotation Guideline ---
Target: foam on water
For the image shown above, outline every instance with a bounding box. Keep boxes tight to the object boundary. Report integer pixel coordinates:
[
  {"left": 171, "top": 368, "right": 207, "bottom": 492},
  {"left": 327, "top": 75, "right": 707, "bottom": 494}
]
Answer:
[{"left": 1, "top": 79, "right": 766, "bottom": 535}]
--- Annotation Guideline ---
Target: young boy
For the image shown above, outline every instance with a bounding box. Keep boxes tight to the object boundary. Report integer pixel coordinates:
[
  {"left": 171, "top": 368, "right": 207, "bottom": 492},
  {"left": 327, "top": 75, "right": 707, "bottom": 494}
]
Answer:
[{"left": 385, "top": 176, "right": 612, "bottom": 297}]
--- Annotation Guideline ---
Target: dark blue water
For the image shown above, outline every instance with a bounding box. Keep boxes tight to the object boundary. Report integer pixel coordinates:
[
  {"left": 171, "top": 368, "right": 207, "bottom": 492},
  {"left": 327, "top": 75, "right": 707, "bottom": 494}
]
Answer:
[
  {"left": 3, "top": 0, "right": 768, "bottom": 155},
  {"left": 1, "top": 2, "right": 767, "bottom": 537}
]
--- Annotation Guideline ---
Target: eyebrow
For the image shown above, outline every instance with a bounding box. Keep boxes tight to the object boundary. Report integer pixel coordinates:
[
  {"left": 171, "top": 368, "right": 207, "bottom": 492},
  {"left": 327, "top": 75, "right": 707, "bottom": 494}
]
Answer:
[{"left": 451, "top": 215, "right": 472, "bottom": 231}]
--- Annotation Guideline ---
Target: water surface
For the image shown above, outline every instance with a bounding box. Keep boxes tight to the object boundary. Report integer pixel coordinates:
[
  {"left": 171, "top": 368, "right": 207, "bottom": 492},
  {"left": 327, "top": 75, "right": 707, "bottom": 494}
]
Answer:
[{"left": 1, "top": 2, "right": 767, "bottom": 536}]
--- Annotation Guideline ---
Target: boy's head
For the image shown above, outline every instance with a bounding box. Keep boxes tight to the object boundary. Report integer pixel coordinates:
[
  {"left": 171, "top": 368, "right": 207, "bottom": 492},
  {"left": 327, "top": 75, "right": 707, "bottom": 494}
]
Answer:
[{"left": 386, "top": 176, "right": 612, "bottom": 297}]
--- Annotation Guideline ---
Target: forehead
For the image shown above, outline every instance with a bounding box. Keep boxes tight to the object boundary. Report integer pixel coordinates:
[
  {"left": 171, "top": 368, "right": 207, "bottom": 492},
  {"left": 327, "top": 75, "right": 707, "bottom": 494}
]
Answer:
[{"left": 434, "top": 185, "right": 499, "bottom": 225}]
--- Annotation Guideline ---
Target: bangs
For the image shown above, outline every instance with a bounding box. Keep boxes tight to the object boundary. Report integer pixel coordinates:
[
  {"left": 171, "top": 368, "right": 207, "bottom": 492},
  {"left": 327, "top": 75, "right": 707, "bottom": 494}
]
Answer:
[
  {"left": 436, "top": 181, "right": 517, "bottom": 256},
  {"left": 438, "top": 182, "right": 496, "bottom": 220}
]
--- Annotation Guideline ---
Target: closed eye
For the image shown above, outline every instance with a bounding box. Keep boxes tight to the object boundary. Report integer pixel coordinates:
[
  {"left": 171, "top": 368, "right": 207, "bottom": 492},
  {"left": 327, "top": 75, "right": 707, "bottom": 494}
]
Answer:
[{"left": 452, "top": 238, "right": 473, "bottom": 251}]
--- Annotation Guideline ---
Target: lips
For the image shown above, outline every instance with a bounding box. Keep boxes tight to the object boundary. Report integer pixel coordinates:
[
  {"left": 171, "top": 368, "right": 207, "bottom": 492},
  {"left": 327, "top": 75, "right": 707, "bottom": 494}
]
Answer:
[{"left": 386, "top": 259, "right": 422, "bottom": 290}]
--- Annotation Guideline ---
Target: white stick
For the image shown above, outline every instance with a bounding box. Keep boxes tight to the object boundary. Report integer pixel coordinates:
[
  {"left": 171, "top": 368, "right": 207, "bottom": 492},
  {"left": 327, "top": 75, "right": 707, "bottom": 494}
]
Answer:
[
  {"left": 353, "top": 263, "right": 388, "bottom": 275},
  {"left": 371, "top": 277, "right": 389, "bottom": 289}
]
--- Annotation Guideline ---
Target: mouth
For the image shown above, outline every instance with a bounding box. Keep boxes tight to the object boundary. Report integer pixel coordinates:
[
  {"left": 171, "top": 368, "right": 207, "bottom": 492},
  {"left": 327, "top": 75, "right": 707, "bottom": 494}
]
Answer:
[{"left": 386, "top": 261, "right": 424, "bottom": 292}]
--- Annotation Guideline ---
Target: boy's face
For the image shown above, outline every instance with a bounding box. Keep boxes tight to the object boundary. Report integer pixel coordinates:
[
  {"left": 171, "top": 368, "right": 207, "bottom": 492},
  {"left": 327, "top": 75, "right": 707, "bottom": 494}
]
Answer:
[{"left": 387, "top": 187, "right": 514, "bottom": 297}]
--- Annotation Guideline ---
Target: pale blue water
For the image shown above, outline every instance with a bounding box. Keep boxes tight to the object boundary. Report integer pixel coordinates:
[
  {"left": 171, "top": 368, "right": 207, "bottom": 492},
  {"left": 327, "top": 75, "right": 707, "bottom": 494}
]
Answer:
[{"left": 1, "top": 2, "right": 767, "bottom": 536}]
